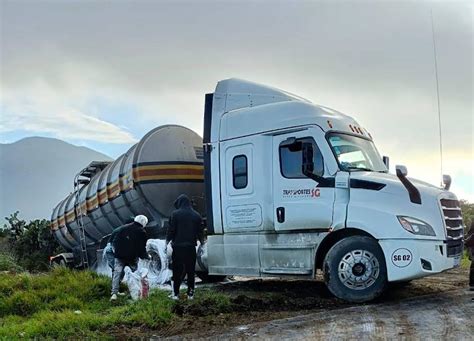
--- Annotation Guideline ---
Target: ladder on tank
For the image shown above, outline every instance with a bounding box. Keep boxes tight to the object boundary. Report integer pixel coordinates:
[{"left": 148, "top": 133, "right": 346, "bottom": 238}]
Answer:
[
  {"left": 74, "top": 174, "right": 89, "bottom": 268},
  {"left": 73, "top": 161, "right": 112, "bottom": 269}
]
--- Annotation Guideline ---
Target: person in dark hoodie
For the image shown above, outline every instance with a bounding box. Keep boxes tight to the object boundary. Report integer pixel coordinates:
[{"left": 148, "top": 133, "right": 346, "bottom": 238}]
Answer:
[
  {"left": 464, "top": 222, "right": 474, "bottom": 293},
  {"left": 109, "top": 214, "right": 149, "bottom": 301},
  {"left": 166, "top": 194, "right": 204, "bottom": 300}
]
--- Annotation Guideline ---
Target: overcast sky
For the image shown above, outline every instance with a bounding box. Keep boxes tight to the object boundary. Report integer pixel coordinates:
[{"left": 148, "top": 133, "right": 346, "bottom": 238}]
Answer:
[{"left": 1, "top": 0, "right": 473, "bottom": 200}]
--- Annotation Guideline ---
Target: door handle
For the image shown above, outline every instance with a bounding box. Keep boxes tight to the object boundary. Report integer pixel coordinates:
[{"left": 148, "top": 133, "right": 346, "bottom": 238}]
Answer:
[{"left": 276, "top": 207, "right": 285, "bottom": 223}]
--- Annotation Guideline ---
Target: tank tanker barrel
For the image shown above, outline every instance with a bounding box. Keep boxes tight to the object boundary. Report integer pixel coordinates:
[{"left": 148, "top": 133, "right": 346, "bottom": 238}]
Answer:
[{"left": 51, "top": 125, "right": 205, "bottom": 268}]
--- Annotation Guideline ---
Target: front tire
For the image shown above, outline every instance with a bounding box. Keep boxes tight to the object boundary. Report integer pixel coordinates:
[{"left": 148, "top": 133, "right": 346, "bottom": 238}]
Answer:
[{"left": 323, "top": 236, "right": 387, "bottom": 303}]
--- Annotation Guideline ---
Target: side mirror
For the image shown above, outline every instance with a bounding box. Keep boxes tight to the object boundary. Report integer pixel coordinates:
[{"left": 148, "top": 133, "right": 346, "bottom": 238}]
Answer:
[
  {"left": 302, "top": 142, "right": 314, "bottom": 175},
  {"left": 395, "top": 165, "right": 408, "bottom": 177},
  {"left": 382, "top": 156, "right": 390, "bottom": 169},
  {"left": 442, "top": 174, "right": 452, "bottom": 190}
]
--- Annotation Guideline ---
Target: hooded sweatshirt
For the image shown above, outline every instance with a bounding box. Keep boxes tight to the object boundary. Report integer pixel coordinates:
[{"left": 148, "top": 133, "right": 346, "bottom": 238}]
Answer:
[
  {"left": 166, "top": 194, "right": 204, "bottom": 247},
  {"left": 465, "top": 222, "right": 474, "bottom": 258}
]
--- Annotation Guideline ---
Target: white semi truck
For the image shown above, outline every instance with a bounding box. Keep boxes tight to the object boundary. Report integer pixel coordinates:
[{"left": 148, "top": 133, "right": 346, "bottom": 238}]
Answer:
[
  {"left": 51, "top": 79, "right": 464, "bottom": 302},
  {"left": 200, "top": 79, "right": 463, "bottom": 302}
]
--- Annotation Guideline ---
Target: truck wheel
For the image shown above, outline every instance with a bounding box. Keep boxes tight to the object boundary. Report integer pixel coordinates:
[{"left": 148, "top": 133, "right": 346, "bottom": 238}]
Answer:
[
  {"left": 51, "top": 258, "right": 67, "bottom": 269},
  {"left": 196, "top": 271, "right": 227, "bottom": 283},
  {"left": 323, "top": 236, "right": 387, "bottom": 303}
]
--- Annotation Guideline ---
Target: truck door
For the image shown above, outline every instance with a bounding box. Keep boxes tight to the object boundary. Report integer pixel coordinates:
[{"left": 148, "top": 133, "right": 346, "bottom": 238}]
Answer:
[
  {"left": 211, "top": 140, "right": 262, "bottom": 276},
  {"left": 272, "top": 128, "right": 334, "bottom": 231}
]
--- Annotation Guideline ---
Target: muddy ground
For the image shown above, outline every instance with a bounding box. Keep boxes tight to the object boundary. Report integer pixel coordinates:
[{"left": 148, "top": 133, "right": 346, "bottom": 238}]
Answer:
[{"left": 118, "top": 267, "right": 472, "bottom": 339}]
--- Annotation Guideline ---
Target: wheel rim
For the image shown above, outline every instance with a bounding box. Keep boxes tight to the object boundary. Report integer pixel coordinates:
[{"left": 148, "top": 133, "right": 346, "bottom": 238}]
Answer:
[{"left": 337, "top": 249, "right": 380, "bottom": 290}]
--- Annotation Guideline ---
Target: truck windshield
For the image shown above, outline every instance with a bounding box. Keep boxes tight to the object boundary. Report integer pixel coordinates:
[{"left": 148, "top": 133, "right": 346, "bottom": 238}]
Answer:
[{"left": 327, "top": 133, "right": 387, "bottom": 172}]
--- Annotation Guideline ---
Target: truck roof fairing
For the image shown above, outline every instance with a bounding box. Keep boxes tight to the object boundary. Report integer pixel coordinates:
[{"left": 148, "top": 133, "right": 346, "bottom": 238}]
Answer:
[{"left": 211, "top": 78, "right": 371, "bottom": 142}]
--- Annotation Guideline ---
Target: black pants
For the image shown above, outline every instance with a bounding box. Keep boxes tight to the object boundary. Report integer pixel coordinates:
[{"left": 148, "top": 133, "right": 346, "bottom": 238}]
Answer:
[
  {"left": 470, "top": 260, "right": 474, "bottom": 287},
  {"left": 172, "top": 246, "right": 196, "bottom": 296}
]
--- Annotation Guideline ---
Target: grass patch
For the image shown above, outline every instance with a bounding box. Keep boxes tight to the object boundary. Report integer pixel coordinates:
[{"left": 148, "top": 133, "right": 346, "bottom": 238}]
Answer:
[
  {"left": 0, "top": 268, "right": 235, "bottom": 339},
  {"left": 0, "top": 253, "right": 23, "bottom": 272},
  {"left": 0, "top": 268, "right": 178, "bottom": 339},
  {"left": 173, "top": 289, "right": 233, "bottom": 316},
  {"left": 461, "top": 250, "right": 471, "bottom": 269}
]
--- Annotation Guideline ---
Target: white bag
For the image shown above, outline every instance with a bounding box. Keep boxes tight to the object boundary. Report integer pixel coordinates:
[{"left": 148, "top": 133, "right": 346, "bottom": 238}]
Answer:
[
  {"left": 145, "top": 239, "right": 172, "bottom": 286},
  {"left": 124, "top": 267, "right": 149, "bottom": 300}
]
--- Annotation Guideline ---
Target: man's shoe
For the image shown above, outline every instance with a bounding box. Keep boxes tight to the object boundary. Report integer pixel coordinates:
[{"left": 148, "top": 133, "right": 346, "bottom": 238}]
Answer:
[
  {"left": 110, "top": 294, "right": 118, "bottom": 301},
  {"left": 170, "top": 295, "right": 179, "bottom": 300},
  {"left": 188, "top": 294, "right": 194, "bottom": 300},
  {"left": 117, "top": 292, "right": 126, "bottom": 296}
]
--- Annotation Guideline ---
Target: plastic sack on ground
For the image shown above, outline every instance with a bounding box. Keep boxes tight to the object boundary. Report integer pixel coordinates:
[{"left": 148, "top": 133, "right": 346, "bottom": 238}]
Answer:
[
  {"left": 124, "top": 267, "right": 149, "bottom": 300},
  {"left": 95, "top": 244, "right": 115, "bottom": 277},
  {"left": 103, "top": 243, "right": 115, "bottom": 270},
  {"left": 94, "top": 239, "right": 173, "bottom": 296}
]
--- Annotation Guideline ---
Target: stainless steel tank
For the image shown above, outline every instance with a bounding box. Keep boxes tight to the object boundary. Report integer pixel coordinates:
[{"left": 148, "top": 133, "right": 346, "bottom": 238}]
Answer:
[{"left": 51, "top": 125, "right": 205, "bottom": 267}]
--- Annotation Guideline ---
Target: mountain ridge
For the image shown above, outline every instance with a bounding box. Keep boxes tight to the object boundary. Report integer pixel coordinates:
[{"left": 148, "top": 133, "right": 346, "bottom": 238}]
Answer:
[{"left": 0, "top": 136, "right": 113, "bottom": 222}]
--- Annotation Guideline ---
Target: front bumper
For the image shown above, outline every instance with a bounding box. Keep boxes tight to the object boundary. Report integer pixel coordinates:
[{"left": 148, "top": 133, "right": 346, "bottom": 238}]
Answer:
[{"left": 379, "top": 239, "right": 463, "bottom": 282}]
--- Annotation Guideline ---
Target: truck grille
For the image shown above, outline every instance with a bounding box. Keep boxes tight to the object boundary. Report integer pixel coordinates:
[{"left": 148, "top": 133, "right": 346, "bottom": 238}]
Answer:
[
  {"left": 440, "top": 198, "right": 464, "bottom": 243},
  {"left": 446, "top": 241, "right": 463, "bottom": 257}
]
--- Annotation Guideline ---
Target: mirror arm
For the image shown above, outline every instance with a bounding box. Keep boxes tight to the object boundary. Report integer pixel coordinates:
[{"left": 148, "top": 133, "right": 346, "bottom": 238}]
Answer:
[{"left": 303, "top": 170, "right": 333, "bottom": 187}]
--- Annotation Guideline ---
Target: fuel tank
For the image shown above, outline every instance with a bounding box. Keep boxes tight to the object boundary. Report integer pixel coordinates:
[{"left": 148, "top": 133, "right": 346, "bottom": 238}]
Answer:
[{"left": 51, "top": 125, "right": 205, "bottom": 267}]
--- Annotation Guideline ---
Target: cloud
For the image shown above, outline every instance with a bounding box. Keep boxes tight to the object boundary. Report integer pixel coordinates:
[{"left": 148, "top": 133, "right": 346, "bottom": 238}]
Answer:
[
  {"left": 0, "top": 0, "right": 472, "bottom": 198},
  {"left": 393, "top": 151, "right": 474, "bottom": 202},
  {"left": 1, "top": 81, "right": 138, "bottom": 144}
]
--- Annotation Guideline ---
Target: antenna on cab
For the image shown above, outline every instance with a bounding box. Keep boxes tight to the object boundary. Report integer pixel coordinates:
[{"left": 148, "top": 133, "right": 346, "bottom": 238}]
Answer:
[{"left": 430, "top": 9, "right": 443, "bottom": 186}]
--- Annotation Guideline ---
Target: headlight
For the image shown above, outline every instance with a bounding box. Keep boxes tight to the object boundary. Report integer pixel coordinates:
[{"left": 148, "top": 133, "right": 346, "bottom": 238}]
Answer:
[{"left": 397, "top": 216, "right": 436, "bottom": 236}]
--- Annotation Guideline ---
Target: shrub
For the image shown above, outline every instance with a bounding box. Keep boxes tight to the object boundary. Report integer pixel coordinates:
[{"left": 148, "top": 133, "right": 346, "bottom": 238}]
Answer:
[
  {"left": 3, "top": 212, "right": 61, "bottom": 271},
  {"left": 461, "top": 200, "right": 473, "bottom": 233},
  {"left": 0, "top": 253, "right": 23, "bottom": 272}
]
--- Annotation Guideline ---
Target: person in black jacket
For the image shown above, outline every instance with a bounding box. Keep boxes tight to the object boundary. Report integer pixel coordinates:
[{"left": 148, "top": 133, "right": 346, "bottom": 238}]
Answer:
[
  {"left": 465, "top": 222, "right": 474, "bottom": 293},
  {"left": 166, "top": 194, "right": 204, "bottom": 300},
  {"left": 110, "top": 215, "right": 148, "bottom": 301}
]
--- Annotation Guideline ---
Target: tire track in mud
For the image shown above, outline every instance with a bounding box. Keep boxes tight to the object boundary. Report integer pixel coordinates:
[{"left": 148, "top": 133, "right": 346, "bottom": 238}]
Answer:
[
  {"left": 156, "top": 268, "right": 471, "bottom": 339},
  {"left": 202, "top": 290, "right": 474, "bottom": 340}
]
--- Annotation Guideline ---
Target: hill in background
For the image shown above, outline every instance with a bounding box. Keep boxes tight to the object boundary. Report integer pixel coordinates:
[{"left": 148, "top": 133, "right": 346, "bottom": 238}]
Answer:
[{"left": 0, "top": 137, "right": 112, "bottom": 222}]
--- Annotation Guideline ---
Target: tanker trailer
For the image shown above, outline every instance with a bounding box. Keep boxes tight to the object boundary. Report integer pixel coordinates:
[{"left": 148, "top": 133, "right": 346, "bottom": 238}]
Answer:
[{"left": 50, "top": 125, "right": 205, "bottom": 269}]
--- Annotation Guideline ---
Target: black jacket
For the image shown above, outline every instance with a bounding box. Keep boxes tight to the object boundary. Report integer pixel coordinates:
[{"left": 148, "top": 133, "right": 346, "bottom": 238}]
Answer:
[
  {"left": 166, "top": 194, "right": 204, "bottom": 247},
  {"left": 465, "top": 223, "right": 474, "bottom": 257},
  {"left": 110, "top": 221, "right": 147, "bottom": 261}
]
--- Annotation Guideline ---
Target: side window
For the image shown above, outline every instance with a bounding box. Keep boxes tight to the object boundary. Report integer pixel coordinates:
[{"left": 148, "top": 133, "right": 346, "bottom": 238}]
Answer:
[
  {"left": 280, "top": 137, "right": 324, "bottom": 178},
  {"left": 233, "top": 155, "right": 248, "bottom": 189}
]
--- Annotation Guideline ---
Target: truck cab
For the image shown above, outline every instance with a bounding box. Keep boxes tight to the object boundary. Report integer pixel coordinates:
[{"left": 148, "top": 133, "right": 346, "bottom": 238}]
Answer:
[{"left": 201, "top": 79, "right": 464, "bottom": 302}]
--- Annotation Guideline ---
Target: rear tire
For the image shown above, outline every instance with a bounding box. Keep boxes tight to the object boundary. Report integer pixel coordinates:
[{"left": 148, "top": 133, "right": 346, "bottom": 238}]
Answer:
[
  {"left": 196, "top": 271, "right": 227, "bottom": 283},
  {"left": 51, "top": 257, "right": 67, "bottom": 269},
  {"left": 323, "top": 236, "right": 387, "bottom": 303}
]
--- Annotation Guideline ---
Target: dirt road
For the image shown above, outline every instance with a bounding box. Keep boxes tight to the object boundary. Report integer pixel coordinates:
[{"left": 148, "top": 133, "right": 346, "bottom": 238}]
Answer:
[
  {"left": 164, "top": 267, "right": 472, "bottom": 339},
  {"left": 213, "top": 289, "right": 473, "bottom": 339}
]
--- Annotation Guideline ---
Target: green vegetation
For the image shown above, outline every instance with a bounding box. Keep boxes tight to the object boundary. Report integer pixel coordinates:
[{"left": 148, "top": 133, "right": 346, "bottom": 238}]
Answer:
[
  {"left": 0, "top": 253, "right": 24, "bottom": 272},
  {"left": 0, "top": 267, "right": 232, "bottom": 339},
  {"left": 461, "top": 253, "right": 471, "bottom": 268},
  {"left": 461, "top": 200, "right": 473, "bottom": 268},
  {"left": 2, "top": 212, "right": 61, "bottom": 272},
  {"left": 461, "top": 200, "right": 474, "bottom": 233}
]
